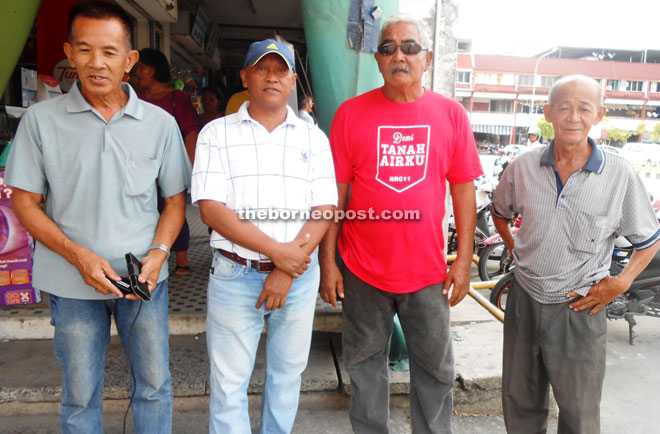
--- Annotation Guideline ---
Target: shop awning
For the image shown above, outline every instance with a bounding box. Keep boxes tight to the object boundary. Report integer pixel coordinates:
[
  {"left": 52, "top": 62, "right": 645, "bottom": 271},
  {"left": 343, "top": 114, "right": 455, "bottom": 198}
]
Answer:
[{"left": 470, "top": 124, "right": 513, "bottom": 135}]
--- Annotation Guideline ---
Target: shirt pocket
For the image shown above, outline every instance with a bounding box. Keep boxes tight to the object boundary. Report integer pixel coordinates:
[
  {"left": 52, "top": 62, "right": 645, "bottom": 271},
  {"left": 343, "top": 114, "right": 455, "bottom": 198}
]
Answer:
[
  {"left": 124, "top": 156, "right": 159, "bottom": 196},
  {"left": 570, "top": 210, "right": 609, "bottom": 254}
]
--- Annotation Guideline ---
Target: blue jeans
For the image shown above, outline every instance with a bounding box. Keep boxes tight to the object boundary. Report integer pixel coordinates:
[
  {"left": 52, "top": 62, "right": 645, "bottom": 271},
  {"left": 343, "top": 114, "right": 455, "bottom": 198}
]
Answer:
[
  {"left": 206, "top": 250, "right": 320, "bottom": 434},
  {"left": 49, "top": 281, "right": 172, "bottom": 434}
]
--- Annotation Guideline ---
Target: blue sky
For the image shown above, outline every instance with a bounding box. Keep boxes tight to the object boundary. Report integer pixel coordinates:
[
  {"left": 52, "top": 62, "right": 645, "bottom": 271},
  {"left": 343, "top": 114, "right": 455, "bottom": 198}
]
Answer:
[{"left": 456, "top": 0, "right": 659, "bottom": 56}]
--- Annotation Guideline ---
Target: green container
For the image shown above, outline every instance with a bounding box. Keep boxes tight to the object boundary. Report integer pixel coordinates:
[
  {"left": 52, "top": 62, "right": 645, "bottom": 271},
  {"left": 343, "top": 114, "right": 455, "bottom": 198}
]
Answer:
[{"left": 0, "top": 0, "right": 43, "bottom": 96}]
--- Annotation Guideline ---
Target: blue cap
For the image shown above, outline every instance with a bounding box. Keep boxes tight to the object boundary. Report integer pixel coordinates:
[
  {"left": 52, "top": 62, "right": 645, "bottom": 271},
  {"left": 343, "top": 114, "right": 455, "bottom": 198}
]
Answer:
[{"left": 243, "top": 39, "right": 295, "bottom": 72}]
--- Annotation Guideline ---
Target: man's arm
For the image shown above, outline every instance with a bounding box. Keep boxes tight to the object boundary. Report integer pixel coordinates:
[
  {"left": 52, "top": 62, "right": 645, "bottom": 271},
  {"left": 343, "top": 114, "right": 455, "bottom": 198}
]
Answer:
[
  {"left": 444, "top": 181, "right": 477, "bottom": 307},
  {"left": 136, "top": 191, "right": 186, "bottom": 297},
  {"left": 568, "top": 241, "right": 660, "bottom": 314},
  {"left": 318, "top": 182, "right": 349, "bottom": 308},
  {"left": 11, "top": 188, "right": 124, "bottom": 296},
  {"left": 184, "top": 130, "right": 198, "bottom": 166},
  {"left": 256, "top": 204, "right": 335, "bottom": 311},
  {"left": 198, "top": 200, "right": 311, "bottom": 277}
]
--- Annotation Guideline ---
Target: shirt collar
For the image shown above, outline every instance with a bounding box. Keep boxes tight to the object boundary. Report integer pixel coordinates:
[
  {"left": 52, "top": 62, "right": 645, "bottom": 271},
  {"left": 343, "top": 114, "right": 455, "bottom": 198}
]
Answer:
[
  {"left": 237, "top": 101, "right": 302, "bottom": 128},
  {"left": 540, "top": 137, "right": 604, "bottom": 174},
  {"left": 65, "top": 81, "right": 143, "bottom": 120}
]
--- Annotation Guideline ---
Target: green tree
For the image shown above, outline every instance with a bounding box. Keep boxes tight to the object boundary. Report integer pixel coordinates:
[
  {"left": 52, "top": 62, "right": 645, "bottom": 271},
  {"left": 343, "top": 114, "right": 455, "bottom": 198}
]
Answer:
[
  {"left": 606, "top": 127, "right": 632, "bottom": 146},
  {"left": 536, "top": 119, "right": 554, "bottom": 140},
  {"left": 652, "top": 124, "right": 660, "bottom": 143},
  {"left": 634, "top": 121, "right": 648, "bottom": 140}
]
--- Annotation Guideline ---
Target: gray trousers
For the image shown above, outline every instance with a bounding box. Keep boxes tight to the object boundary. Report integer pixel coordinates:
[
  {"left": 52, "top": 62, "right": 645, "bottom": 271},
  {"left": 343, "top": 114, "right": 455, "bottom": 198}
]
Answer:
[
  {"left": 341, "top": 263, "right": 454, "bottom": 434},
  {"left": 503, "top": 278, "right": 607, "bottom": 434}
]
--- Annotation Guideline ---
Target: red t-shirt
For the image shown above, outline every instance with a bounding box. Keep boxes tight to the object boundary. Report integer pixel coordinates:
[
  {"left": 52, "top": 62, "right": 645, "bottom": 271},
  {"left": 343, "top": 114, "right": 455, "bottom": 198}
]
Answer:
[
  {"left": 330, "top": 88, "right": 483, "bottom": 293},
  {"left": 138, "top": 89, "right": 200, "bottom": 138}
]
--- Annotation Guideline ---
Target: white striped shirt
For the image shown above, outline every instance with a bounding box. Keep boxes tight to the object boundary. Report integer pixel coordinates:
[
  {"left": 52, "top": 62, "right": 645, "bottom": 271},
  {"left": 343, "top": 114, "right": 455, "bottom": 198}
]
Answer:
[
  {"left": 191, "top": 103, "right": 338, "bottom": 260},
  {"left": 492, "top": 139, "right": 660, "bottom": 304}
]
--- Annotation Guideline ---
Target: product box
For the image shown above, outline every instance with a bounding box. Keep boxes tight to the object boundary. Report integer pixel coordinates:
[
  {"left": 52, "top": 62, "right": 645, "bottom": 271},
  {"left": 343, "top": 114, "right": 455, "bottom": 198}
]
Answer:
[{"left": 0, "top": 169, "right": 40, "bottom": 306}]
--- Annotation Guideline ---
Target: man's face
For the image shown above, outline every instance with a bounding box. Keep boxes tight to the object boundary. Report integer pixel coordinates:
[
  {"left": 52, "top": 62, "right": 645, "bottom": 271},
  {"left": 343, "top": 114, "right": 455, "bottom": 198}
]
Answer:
[
  {"left": 240, "top": 54, "right": 296, "bottom": 111},
  {"left": 374, "top": 22, "right": 433, "bottom": 91},
  {"left": 202, "top": 91, "right": 220, "bottom": 112},
  {"left": 63, "top": 17, "right": 138, "bottom": 99},
  {"left": 543, "top": 80, "right": 606, "bottom": 147},
  {"left": 529, "top": 134, "right": 539, "bottom": 142}
]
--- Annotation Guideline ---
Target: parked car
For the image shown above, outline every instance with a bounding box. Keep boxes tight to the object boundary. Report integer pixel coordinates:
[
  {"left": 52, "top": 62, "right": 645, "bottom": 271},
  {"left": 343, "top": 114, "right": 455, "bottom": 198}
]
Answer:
[
  {"left": 620, "top": 142, "right": 660, "bottom": 166},
  {"left": 599, "top": 145, "right": 620, "bottom": 155}
]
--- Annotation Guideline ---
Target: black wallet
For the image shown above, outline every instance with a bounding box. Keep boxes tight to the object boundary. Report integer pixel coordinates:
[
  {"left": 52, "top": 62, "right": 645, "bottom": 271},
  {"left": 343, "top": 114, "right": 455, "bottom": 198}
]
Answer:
[{"left": 108, "top": 252, "right": 151, "bottom": 301}]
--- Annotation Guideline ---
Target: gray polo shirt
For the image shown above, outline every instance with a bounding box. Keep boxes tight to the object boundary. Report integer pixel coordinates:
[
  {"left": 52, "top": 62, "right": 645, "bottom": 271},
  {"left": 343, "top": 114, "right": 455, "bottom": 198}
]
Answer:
[
  {"left": 492, "top": 138, "right": 660, "bottom": 304},
  {"left": 5, "top": 82, "right": 191, "bottom": 300}
]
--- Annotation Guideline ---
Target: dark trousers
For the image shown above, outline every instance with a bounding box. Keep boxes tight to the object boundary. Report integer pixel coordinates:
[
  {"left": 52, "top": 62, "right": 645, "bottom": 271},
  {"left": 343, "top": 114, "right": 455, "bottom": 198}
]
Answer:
[
  {"left": 503, "top": 278, "right": 607, "bottom": 434},
  {"left": 341, "top": 263, "right": 454, "bottom": 434}
]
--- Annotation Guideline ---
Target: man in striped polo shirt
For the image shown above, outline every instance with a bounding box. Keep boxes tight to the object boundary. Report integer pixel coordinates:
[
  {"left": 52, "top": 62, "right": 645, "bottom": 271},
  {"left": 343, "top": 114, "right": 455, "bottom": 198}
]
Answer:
[{"left": 492, "top": 75, "right": 660, "bottom": 434}]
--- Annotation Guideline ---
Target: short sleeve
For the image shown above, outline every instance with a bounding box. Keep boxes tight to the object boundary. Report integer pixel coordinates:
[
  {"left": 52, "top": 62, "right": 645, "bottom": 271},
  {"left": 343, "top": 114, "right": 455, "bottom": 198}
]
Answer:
[
  {"left": 617, "top": 169, "right": 660, "bottom": 249},
  {"left": 190, "top": 119, "right": 228, "bottom": 205},
  {"left": 309, "top": 128, "right": 338, "bottom": 207},
  {"left": 157, "top": 117, "right": 192, "bottom": 197},
  {"left": 445, "top": 103, "right": 483, "bottom": 184},
  {"left": 329, "top": 104, "right": 353, "bottom": 184},
  {"left": 4, "top": 108, "right": 48, "bottom": 195}
]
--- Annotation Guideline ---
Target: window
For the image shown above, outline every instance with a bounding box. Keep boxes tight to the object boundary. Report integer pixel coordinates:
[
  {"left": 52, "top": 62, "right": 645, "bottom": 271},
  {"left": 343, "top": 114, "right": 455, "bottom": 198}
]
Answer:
[
  {"left": 540, "top": 76, "right": 558, "bottom": 87},
  {"left": 456, "top": 71, "right": 471, "bottom": 84},
  {"left": 489, "top": 100, "right": 514, "bottom": 113},
  {"left": 474, "top": 72, "right": 498, "bottom": 84},
  {"left": 652, "top": 82, "right": 660, "bottom": 93},
  {"left": 625, "top": 80, "right": 644, "bottom": 92},
  {"left": 519, "top": 74, "right": 534, "bottom": 86},
  {"left": 607, "top": 79, "right": 621, "bottom": 91}
]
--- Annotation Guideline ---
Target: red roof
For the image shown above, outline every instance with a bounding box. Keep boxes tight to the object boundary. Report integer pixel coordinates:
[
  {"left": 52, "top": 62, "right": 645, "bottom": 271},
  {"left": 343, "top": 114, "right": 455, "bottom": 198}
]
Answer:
[{"left": 459, "top": 53, "right": 660, "bottom": 81}]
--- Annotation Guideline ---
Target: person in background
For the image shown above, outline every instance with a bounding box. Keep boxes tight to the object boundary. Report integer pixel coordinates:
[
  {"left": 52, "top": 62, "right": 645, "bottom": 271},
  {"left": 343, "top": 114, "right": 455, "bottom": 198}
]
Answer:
[
  {"left": 298, "top": 95, "right": 315, "bottom": 125},
  {"left": 224, "top": 88, "right": 249, "bottom": 115},
  {"left": 200, "top": 87, "right": 224, "bottom": 126},
  {"left": 5, "top": 2, "right": 190, "bottom": 432},
  {"left": 527, "top": 126, "right": 543, "bottom": 148},
  {"left": 133, "top": 48, "right": 200, "bottom": 275}
]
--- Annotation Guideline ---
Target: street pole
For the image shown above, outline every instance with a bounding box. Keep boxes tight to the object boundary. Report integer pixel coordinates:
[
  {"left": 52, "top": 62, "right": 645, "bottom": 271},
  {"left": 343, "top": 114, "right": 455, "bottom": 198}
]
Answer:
[{"left": 529, "top": 47, "right": 559, "bottom": 128}]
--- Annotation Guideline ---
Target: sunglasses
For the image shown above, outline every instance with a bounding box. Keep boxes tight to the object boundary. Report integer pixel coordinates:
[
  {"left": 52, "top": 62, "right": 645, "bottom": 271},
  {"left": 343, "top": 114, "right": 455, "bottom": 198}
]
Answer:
[{"left": 377, "top": 42, "right": 427, "bottom": 56}]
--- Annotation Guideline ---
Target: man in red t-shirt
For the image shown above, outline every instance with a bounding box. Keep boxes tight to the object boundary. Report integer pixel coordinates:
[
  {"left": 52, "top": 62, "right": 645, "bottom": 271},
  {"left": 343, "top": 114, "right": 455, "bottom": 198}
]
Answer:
[{"left": 319, "top": 13, "right": 483, "bottom": 433}]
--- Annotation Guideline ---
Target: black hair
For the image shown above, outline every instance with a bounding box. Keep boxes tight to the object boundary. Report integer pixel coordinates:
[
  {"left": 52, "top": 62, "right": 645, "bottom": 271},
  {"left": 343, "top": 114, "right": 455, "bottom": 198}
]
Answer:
[
  {"left": 138, "top": 48, "right": 171, "bottom": 83},
  {"left": 202, "top": 87, "right": 223, "bottom": 101},
  {"left": 68, "top": 1, "right": 133, "bottom": 49},
  {"left": 299, "top": 95, "right": 313, "bottom": 110}
]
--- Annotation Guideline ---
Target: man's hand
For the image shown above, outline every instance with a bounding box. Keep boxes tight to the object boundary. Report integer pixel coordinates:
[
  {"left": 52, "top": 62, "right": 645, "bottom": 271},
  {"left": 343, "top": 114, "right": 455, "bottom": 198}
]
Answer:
[
  {"left": 256, "top": 268, "right": 294, "bottom": 311},
  {"left": 567, "top": 275, "right": 630, "bottom": 315},
  {"left": 443, "top": 257, "right": 471, "bottom": 307},
  {"left": 69, "top": 245, "right": 124, "bottom": 297},
  {"left": 268, "top": 234, "right": 311, "bottom": 278},
  {"left": 121, "top": 248, "right": 169, "bottom": 301},
  {"left": 320, "top": 260, "right": 344, "bottom": 308}
]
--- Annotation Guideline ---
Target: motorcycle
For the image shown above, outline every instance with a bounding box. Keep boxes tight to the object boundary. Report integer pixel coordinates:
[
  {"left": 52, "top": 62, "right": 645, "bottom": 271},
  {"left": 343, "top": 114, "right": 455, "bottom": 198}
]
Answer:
[
  {"left": 489, "top": 241, "right": 660, "bottom": 345},
  {"left": 477, "top": 215, "right": 521, "bottom": 281}
]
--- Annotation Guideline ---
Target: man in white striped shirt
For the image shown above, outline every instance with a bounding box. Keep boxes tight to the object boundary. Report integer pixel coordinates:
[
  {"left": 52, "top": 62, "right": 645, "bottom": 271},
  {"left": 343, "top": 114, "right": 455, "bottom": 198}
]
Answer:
[
  {"left": 191, "top": 39, "right": 337, "bottom": 434},
  {"left": 492, "top": 75, "right": 660, "bottom": 434}
]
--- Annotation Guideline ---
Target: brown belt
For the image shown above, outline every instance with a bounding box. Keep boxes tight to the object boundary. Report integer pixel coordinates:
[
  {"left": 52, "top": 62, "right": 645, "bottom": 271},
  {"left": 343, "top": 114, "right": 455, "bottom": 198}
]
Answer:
[{"left": 216, "top": 249, "right": 275, "bottom": 273}]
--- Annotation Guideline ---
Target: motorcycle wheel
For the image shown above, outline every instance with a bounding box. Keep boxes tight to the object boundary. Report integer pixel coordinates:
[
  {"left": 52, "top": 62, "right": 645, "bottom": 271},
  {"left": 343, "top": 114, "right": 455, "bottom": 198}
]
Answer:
[
  {"left": 478, "top": 243, "right": 511, "bottom": 281},
  {"left": 490, "top": 272, "right": 515, "bottom": 312}
]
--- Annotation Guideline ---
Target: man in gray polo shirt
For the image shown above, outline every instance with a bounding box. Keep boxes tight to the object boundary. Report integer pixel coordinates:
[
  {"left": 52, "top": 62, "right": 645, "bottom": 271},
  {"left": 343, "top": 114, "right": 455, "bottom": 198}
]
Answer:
[
  {"left": 4, "top": 2, "right": 190, "bottom": 433},
  {"left": 492, "top": 74, "right": 660, "bottom": 434}
]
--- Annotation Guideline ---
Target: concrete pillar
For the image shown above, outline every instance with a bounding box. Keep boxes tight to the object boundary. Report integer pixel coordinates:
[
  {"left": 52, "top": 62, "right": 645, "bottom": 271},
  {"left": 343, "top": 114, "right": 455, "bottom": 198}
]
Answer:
[{"left": 398, "top": 0, "right": 457, "bottom": 98}]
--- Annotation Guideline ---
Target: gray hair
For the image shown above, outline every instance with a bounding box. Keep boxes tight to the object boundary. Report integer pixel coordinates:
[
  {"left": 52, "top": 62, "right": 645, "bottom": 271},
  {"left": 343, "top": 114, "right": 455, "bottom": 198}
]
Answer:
[
  {"left": 379, "top": 13, "right": 431, "bottom": 50},
  {"left": 548, "top": 75, "right": 604, "bottom": 108}
]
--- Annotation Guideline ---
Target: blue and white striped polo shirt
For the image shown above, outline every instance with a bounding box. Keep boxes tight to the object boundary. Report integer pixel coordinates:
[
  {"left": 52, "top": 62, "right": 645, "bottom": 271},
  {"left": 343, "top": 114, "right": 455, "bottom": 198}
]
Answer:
[{"left": 492, "top": 138, "right": 660, "bottom": 304}]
